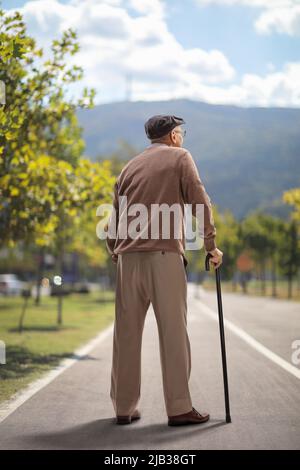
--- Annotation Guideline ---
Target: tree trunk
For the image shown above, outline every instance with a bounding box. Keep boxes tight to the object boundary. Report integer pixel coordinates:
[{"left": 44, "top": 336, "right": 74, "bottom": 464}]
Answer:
[
  {"left": 35, "top": 246, "right": 45, "bottom": 306},
  {"left": 56, "top": 247, "right": 64, "bottom": 326},
  {"left": 271, "top": 256, "right": 277, "bottom": 298},
  {"left": 19, "top": 296, "right": 29, "bottom": 333},
  {"left": 287, "top": 273, "right": 293, "bottom": 299},
  {"left": 57, "top": 293, "right": 63, "bottom": 325},
  {"left": 260, "top": 260, "right": 266, "bottom": 296}
]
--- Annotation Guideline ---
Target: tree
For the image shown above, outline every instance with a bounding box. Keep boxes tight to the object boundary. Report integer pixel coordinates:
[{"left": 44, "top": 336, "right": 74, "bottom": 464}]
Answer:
[
  {"left": 282, "top": 187, "right": 300, "bottom": 297},
  {"left": 283, "top": 188, "right": 300, "bottom": 223},
  {"left": 0, "top": 8, "right": 116, "bottom": 321},
  {"left": 0, "top": 8, "right": 95, "bottom": 247},
  {"left": 240, "top": 212, "right": 275, "bottom": 295},
  {"left": 278, "top": 220, "right": 300, "bottom": 299}
]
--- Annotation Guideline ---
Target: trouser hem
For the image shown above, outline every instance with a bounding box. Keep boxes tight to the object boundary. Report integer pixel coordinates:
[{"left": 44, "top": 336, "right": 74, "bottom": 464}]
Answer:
[{"left": 166, "top": 397, "right": 193, "bottom": 417}]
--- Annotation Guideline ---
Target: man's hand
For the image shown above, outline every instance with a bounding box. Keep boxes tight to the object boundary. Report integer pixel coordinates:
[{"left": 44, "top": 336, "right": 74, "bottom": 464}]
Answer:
[
  {"left": 104, "top": 222, "right": 118, "bottom": 263},
  {"left": 111, "top": 254, "right": 118, "bottom": 264},
  {"left": 207, "top": 247, "right": 223, "bottom": 269}
]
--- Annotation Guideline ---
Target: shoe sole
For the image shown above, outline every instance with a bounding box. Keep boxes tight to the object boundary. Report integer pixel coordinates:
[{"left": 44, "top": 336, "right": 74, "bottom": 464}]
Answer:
[
  {"left": 116, "top": 415, "right": 141, "bottom": 425},
  {"left": 168, "top": 416, "right": 210, "bottom": 426}
]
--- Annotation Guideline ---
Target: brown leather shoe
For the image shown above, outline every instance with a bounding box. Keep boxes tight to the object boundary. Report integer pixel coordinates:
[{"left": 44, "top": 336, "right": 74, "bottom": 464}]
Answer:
[
  {"left": 168, "top": 407, "right": 210, "bottom": 426},
  {"left": 116, "top": 409, "right": 141, "bottom": 425}
]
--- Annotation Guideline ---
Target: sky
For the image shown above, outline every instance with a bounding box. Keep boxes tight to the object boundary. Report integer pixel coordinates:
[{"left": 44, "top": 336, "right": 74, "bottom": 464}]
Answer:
[{"left": 2, "top": 0, "right": 300, "bottom": 107}]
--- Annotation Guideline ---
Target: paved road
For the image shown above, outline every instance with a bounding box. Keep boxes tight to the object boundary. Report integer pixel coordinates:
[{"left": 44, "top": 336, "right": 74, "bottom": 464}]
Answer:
[{"left": 0, "top": 283, "right": 299, "bottom": 450}]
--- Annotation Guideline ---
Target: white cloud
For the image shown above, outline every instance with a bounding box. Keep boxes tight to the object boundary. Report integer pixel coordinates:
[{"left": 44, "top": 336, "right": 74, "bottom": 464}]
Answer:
[
  {"left": 255, "top": 5, "right": 300, "bottom": 36},
  {"left": 233, "top": 62, "right": 300, "bottom": 106},
  {"left": 127, "top": 0, "right": 166, "bottom": 17},
  {"left": 4, "top": 0, "right": 300, "bottom": 107},
  {"left": 195, "top": 0, "right": 300, "bottom": 36},
  {"left": 196, "top": 0, "right": 294, "bottom": 5},
  {"left": 5, "top": 0, "right": 235, "bottom": 102},
  {"left": 132, "top": 61, "right": 300, "bottom": 107}
]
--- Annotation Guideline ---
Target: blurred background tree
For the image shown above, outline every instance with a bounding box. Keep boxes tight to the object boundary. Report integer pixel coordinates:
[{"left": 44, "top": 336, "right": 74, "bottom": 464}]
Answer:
[{"left": 0, "top": 8, "right": 116, "bottom": 320}]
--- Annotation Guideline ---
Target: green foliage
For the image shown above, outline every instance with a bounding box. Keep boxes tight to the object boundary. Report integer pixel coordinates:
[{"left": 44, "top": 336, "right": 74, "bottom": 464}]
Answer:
[
  {"left": 0, "top": 7, "right": 112, "bottom": 266},
  {"left": 283, "top": 187, "right": 300, "bottom": 224}
]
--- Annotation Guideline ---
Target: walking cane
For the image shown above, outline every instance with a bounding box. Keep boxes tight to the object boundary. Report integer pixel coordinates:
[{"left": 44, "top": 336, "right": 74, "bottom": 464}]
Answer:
[{"left": 205, "top": 253, "right": 232, "bottom": 423}]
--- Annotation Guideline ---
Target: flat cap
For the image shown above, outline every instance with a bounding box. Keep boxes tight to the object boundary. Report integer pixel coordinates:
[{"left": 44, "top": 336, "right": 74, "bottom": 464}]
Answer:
[{"left": 144, "top": 114, "right": 185, "bottom": 139}]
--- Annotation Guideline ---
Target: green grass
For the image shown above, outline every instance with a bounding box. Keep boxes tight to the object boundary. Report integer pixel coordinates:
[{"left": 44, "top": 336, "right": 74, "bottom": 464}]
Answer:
[
  {"left": 202, "top": 277, "right": 300, "bottom": 301},
  {"left": 0, "top": 290, "right": 115, "bottom": 404}
]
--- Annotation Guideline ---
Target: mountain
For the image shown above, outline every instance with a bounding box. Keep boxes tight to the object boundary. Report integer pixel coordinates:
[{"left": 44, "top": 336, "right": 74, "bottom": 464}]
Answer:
[{"left": 77, "top": 98, "right": 300, "bottom": 220}]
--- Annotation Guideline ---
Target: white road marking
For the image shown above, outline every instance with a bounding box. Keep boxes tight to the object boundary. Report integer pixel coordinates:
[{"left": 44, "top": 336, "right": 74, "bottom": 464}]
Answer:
[
  {"left": 0, "top": 323, "right": 114, "bottom": 424},
  {"left": 193, "top": 297, "right": 300, "bottom": 380}
]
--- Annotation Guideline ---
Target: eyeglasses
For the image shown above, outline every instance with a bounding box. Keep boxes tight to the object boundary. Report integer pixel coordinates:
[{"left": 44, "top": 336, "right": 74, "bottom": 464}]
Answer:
[{"left": 174, "top": 130, "right": 186, "bottom": 138}]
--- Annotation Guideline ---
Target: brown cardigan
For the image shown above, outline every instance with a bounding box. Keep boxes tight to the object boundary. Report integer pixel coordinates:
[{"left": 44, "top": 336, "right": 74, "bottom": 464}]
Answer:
[{"left": 105, "top": 143, "right": 217, "bottom": 267}]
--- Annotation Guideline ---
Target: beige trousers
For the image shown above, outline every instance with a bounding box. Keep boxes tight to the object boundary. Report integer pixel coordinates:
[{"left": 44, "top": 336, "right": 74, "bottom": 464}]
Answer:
[{"left": 110, "top": 250, "right": 193, "bottom": 417}]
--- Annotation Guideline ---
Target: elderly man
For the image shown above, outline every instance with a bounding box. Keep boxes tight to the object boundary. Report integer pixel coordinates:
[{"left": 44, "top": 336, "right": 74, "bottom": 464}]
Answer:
[{"left": 105, "top": 114, "right": 223, "bottom": 426}]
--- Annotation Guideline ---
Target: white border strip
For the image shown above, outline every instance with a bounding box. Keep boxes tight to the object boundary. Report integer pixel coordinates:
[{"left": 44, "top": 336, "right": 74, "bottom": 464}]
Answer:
[
  {"left": 0, "top": 323, "right": 114, "bottom": 424},
  {"left": 195, "top": 298, "right": 300, "bottom": 380}
]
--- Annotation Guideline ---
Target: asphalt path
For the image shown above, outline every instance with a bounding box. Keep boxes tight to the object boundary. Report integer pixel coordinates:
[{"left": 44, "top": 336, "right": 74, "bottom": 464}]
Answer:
[{"left": 0, "top": 283, "right": 299, "bottom": 450}]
